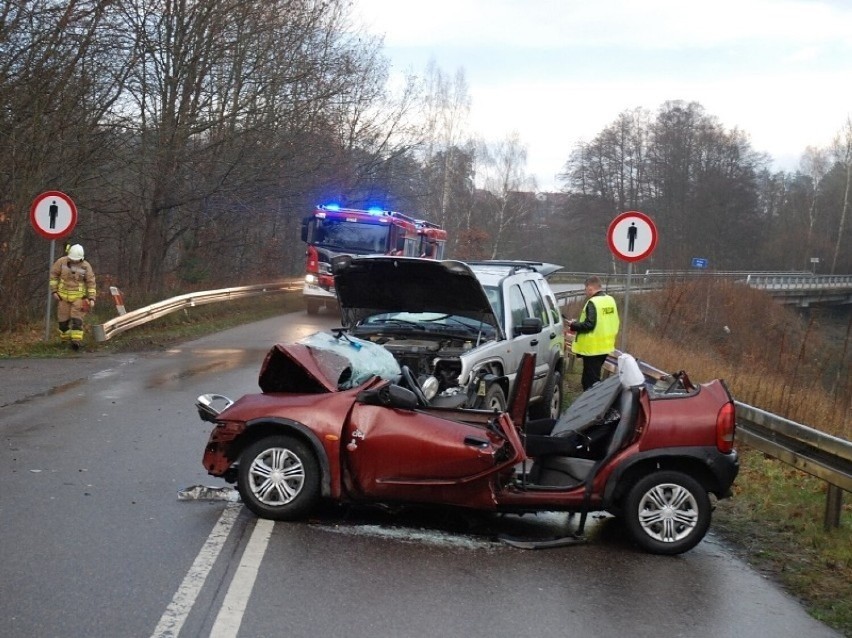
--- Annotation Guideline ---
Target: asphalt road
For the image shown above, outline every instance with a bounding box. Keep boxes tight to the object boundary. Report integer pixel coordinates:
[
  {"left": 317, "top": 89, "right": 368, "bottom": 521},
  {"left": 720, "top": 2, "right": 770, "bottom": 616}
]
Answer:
[{"left": 0, "top": 309, "right": 842, "bottom": 638}]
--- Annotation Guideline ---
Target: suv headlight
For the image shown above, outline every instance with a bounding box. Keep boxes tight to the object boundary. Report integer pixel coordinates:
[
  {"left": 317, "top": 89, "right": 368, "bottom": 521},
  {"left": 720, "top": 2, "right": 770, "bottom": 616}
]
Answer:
[{"left": 421, "top": 375, "right": 440, "bottom": 400}]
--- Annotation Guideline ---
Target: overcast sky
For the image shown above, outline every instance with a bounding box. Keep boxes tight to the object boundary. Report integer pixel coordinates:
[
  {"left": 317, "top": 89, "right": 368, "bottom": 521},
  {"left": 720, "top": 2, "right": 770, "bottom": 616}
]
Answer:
[{"left": 354, "top": 0, "right": 852, "bottom": 191}]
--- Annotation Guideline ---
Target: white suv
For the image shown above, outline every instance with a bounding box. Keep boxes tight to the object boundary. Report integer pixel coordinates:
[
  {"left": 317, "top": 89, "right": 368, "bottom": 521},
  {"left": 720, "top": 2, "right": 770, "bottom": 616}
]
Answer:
[{"left": 333, "top": 256, "right": 565, "bottom": 419}]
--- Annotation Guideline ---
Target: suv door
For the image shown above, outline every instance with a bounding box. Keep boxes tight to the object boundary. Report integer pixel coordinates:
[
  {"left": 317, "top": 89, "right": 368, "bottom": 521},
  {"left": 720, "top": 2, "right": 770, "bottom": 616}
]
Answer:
[{"left": 520, "top": 279, "right": 555, "bottom": 399}]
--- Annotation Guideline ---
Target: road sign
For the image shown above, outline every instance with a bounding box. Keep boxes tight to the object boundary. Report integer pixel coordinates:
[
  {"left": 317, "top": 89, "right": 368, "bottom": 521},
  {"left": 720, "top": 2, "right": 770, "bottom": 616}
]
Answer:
[
  {"left": 30, "top": 190, "right": 77, "bottom": 240},
  {"left": 692, "top": 257, "right": 708, "bottom": 269},
  {"left": 607, "top": 211, "right": 657, "bottom": 262}
]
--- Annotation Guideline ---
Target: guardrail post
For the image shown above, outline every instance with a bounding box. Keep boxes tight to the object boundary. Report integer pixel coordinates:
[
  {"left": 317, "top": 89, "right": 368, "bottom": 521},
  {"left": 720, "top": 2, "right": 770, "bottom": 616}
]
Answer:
[
  {"left": 110, "top": 286, "right": 127, "bottom": 315},
  {"left": 824, "top": 484, "right": 843, "bottom": 530},
  {"left": 93, "top": 324, "right": 106, "bottom": 342}
]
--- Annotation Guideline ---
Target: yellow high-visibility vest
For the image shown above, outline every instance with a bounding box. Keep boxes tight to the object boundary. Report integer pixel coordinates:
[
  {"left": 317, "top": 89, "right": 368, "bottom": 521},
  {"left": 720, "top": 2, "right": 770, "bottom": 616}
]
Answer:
[{"left": 573, "top": 294, "right": 619, "bottom": 356}]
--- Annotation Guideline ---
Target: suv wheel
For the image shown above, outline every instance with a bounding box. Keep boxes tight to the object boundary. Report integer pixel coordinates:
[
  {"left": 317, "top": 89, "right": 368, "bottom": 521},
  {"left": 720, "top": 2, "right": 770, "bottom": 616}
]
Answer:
[
  {"left": 482, "top": 384, "right": 506, "bottom": 411},
  {"left": 529, "top": 369, "right": 562, "bottom": 420},
  {"left": 623, "top": 470, "right": 711, "bottom": 555}
]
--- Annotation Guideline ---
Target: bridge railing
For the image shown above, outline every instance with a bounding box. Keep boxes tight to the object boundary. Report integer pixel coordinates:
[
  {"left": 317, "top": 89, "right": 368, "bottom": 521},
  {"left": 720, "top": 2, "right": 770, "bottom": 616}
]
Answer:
[
  {"left": 744, "top": 273, "right": 852, "bottom": 289},
  {"left": 551, "top": 270, "right": 852, "bottom": 288}
]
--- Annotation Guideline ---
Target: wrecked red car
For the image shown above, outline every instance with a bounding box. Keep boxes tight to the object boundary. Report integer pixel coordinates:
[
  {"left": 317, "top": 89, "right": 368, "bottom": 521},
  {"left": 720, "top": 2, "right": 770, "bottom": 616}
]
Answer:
[{"left": 196, "top": 331, "right": 738, "bottom": 555}]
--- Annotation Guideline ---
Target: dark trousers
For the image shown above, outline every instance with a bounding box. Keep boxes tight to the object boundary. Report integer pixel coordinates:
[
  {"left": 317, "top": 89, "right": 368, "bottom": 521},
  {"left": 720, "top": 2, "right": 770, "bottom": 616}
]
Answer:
[{"left": 580, "top": 354, "right": 608, "bottom": 390}]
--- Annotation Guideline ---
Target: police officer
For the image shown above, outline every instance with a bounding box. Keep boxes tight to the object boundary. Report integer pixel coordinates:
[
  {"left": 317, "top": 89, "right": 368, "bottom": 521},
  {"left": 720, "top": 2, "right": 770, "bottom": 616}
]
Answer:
[
  {"left": 567, "top": 276, "right": 619, "bottom": 390},
  {"left": 49, "top": 244, "right": 96, "bottom": 350}
]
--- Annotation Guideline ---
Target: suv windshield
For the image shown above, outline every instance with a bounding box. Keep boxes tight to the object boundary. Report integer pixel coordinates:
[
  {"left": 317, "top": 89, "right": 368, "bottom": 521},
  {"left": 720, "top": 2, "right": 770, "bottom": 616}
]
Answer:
[{"left": 356, "top": 311, "right": 497, "bottom": 339}]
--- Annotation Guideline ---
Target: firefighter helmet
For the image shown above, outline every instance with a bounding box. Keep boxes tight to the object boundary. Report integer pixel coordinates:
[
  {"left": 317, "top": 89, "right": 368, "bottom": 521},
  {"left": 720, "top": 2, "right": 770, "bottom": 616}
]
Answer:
[{"left": 67, "top": 244, "right": 84, "bottom": 261}]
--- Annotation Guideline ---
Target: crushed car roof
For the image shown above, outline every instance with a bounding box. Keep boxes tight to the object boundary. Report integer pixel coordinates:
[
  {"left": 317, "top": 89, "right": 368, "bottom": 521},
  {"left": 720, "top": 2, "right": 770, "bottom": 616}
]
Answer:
[
  {"left": 333, "top": 256, "right": 501, "bottom": 329},
  {"left": 259, "top": 331, "right": 401, "bottom": 393}
]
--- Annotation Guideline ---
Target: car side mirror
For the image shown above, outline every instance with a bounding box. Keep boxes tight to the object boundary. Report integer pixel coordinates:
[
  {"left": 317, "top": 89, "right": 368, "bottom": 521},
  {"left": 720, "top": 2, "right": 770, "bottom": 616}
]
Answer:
[
  {"left": 357, "top": 383, "right": 418, "bottom": 410},
  {"left": 514, "top": 317, "right": 543, "bottom": 336}
]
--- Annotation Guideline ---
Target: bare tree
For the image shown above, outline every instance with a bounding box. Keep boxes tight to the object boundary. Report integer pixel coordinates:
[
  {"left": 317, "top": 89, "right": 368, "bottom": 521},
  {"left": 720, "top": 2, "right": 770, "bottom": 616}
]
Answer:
[
  {"left": 475, "top": 132, "right": 536, "bottom": 258},
  {"left": 830, "top": 117, "right": 852, "bottom": 274},
  {"left": 416, "top": 63, "right": 474, "bottom": 251},
  {"left": 799, "top": 145, "right": 830, "bottom": 266}
]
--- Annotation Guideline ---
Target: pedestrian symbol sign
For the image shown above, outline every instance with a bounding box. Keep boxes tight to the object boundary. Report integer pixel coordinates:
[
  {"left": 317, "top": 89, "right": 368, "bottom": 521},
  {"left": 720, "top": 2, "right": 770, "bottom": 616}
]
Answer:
[
  {"left": 607, "top": 211, "right": 657, "bottom": 263},
  {"left": 30, "top": 190, "right": 77, "bottom": 240}
]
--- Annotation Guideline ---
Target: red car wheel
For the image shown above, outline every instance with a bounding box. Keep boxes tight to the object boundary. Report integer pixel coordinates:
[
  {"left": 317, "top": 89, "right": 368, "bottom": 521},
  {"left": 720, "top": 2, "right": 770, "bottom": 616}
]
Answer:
[
  {"left": 623, "top": 471, "right": 711, "bottom": 555},
  {"left": 237, "top": 435, "right": 320, "bottom": 521}
]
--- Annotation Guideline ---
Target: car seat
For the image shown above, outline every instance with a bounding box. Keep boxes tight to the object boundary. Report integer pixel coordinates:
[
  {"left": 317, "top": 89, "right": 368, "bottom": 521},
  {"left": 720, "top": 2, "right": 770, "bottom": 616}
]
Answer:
[{"left": 530, "top": 353, "right": 644, "bottom": 488}]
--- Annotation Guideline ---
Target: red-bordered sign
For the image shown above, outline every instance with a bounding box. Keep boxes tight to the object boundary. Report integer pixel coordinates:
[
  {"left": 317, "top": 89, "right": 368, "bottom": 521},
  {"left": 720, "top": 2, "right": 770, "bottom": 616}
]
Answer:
[
  {"left": 607, "top": 211, "right": 657, "bottom": 263},
  {"left": 30, "top": 191, "right": 78, "bottom": 240}
]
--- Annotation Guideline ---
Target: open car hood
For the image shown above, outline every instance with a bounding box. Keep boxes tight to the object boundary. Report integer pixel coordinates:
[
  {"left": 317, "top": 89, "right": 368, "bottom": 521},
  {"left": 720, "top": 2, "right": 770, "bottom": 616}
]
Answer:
[
  {"left": 258, "top": 331, "right": 401, "bottom": 393},
  {"left": 333, "top": 256, "right": 500, "bottom": 329}
]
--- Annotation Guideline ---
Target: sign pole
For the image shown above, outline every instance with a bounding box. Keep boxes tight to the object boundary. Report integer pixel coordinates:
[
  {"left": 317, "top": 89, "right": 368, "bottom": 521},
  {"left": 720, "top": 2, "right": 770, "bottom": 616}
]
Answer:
[
  {"left": 44, "top": 239, "right": 56, "bottom": 341},
  {"left": 620, "top": 262, "right": 632, "bottom": 351}
]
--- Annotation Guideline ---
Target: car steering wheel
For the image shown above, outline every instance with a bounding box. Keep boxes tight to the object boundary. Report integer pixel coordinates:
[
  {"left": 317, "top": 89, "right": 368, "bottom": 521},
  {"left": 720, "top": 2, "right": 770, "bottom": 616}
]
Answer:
[{"left": 400, "top": 365, "right": 429, "bottom": 406}]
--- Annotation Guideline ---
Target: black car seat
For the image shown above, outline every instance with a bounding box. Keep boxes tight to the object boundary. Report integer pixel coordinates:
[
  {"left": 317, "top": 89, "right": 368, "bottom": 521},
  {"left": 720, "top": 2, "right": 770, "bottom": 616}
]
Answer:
[
  {"left": 523, "top": 374, "right": 622, "bottom": 458},
  {"left": 532, "top": 386, "right": 639, "bottom": 486},
  {"left": 530, "top": 353, "right": 645, "bottom": 488}
]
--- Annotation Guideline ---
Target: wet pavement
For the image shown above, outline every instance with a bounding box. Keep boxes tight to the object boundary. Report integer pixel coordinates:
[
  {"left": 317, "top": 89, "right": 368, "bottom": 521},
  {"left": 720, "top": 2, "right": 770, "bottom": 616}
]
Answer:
[
  {"left": 0, "top": 353, "right": 140, "bottom": 409},
  {"left": 0, "top": 353, "right": 144, "bottom": 408}
]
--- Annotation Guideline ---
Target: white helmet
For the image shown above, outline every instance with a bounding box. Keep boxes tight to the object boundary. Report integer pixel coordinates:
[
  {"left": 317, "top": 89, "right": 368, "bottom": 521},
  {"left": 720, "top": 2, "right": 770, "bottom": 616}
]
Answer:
[{"left": 67, "top": 244, "right": 84, "bottom": 261}]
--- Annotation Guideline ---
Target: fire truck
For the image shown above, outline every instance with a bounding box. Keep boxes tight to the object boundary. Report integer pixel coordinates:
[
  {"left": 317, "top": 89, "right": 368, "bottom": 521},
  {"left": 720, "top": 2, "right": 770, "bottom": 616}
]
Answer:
[{"left": 300, "top": 205, "right": 447, "bottom": 314}]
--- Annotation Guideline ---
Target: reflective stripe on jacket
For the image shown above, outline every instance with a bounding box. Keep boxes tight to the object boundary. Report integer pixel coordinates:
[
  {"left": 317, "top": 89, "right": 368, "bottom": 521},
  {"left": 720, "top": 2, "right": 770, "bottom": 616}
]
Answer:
[
  {"left": 50, "top": 256, "right": 96, "bottom": 301},
  {"left": 572, "top": 294, "right": 619, "bottom": 356}
]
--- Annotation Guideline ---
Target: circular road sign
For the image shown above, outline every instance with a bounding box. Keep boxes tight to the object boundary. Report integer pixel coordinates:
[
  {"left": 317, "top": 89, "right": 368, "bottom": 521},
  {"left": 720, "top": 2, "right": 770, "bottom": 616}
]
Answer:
[
  {"left": 30, "top": 191, "right": 78, "bottom": 240},
  {"left": 607, "top": 210, "right": 657, "bottom": 262}
]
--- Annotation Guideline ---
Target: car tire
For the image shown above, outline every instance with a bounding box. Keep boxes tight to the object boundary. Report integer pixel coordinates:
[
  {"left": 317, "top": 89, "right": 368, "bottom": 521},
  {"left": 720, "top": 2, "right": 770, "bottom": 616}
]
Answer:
[
  {"left": 623, "top": 470, "right": 711, "bottom": 555},
  {"left": 482, "top": 384, "right": 507, "bottom": 411},
  {"left": 306, "top": 300, "right": 320, "bottom": 315},
  {"left": 529, "top": 369, "right": 562, "bottom": 420},
  {"left": 237, "top": 435, "right": 320, "bottom": 521}
]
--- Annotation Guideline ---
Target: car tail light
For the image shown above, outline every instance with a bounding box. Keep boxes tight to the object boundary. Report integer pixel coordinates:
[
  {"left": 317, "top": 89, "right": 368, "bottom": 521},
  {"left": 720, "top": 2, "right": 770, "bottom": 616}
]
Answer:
[
  {"left": 306, "top": 245, "right": 319, "bottom": 274},
  {"left": 716, "top": 402, "right": 736, "bottom": 453}
]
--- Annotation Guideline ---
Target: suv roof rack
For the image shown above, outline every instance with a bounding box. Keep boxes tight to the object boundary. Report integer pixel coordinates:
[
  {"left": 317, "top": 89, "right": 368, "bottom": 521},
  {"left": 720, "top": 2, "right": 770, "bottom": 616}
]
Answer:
[
  {"left": 466, "top": 260, "right": 543, "bottom": 273},
  {"left": 466, "top": 260, "right": 564, "bottom": 278}
]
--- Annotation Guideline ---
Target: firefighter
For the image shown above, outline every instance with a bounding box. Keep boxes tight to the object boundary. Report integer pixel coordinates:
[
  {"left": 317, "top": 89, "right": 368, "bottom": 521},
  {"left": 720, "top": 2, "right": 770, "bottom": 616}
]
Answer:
[{"left": 49, "top": 243, "right": 96, "bottom": 350}]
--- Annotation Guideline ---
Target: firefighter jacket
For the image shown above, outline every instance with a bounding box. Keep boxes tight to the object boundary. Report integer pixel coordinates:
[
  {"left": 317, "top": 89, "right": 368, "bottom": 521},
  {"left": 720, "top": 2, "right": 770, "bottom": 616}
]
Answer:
[
  {"left": 50, "top": 256, "right": 96, "bottom": 302},
  {"left": 572, "top": 292, "right": 619, "bottom": 356}
]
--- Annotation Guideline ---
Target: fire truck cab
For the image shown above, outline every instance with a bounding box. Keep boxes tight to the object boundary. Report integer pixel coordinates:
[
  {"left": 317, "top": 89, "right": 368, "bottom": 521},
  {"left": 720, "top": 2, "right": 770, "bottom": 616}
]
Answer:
[
  {"left": 301, "top": 205, "right": 423, "bottom": 315},
  {"left": 415, "top": 219, "right": 447, "bottom": 259}
]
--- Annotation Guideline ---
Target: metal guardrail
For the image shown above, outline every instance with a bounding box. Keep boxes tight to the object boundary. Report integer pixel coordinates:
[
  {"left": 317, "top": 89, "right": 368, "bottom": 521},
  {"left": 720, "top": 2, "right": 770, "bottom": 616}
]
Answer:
[
  {"left": 92, "top": 279, "right": 302, "bottom": 342},
  {"left": 551, "top": 271, "right": 852, "bottom": 307},
  {"left": 604, "top": 352, "right": 851, "bottom": 530}
]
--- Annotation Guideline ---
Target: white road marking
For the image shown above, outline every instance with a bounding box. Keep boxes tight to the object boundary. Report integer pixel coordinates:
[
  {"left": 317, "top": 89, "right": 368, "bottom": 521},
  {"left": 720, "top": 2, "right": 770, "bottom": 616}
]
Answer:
[
  {"left": 150, "top": 503, "right": 241, "bottom": 638},
  {"left": 209, "top": 518, "right": 274, "bottom": 638}
]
